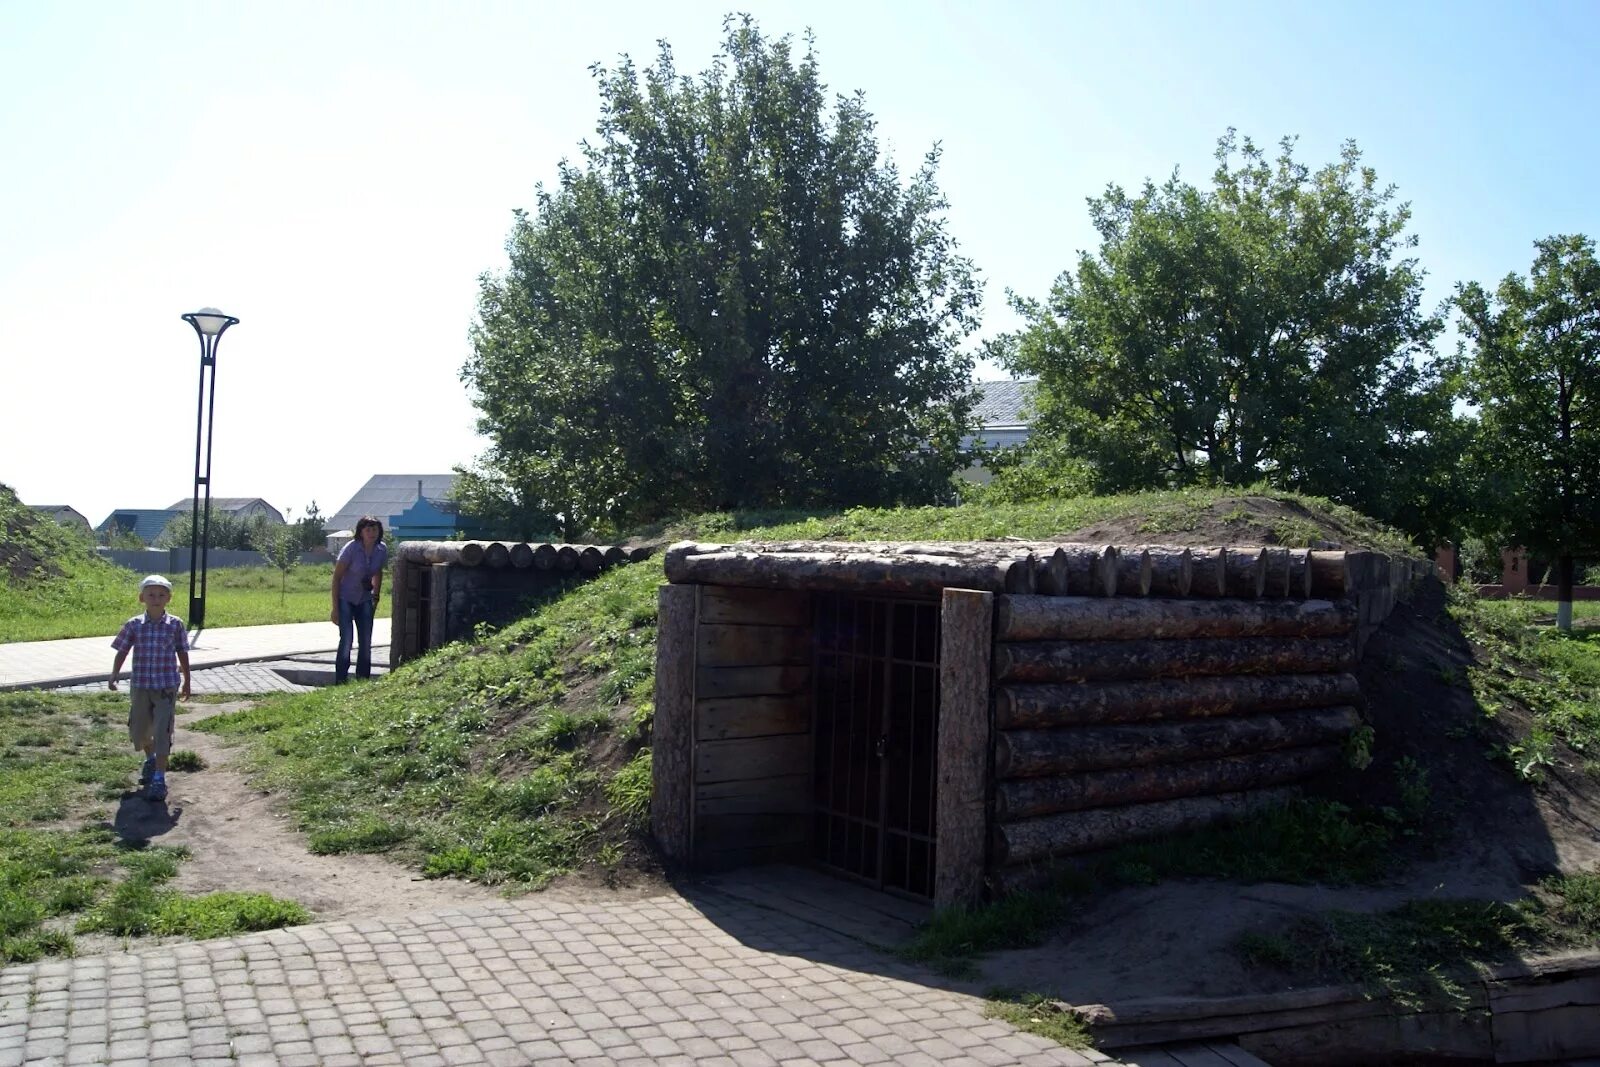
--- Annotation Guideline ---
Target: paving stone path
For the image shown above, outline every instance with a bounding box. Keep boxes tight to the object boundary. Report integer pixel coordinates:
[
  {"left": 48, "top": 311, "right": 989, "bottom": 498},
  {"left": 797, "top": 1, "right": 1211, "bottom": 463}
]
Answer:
[{"left": 0, "top": 893, "right": 1114, "bottom": 1067}]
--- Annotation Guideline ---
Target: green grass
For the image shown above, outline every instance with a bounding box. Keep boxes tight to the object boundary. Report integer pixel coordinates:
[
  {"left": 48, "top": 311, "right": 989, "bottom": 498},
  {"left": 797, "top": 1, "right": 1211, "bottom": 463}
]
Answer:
[
  {"left": 194, "top": 561, "right": 664, "bottom": 888},
  {"left": 0, "top": 562, "right": 392, "bottom": 643},
  {"left": 0, "top": 690, "right": 309, "bottom": 962},
  {"left": 1236, "top": 871, "right": 1600, "bottom": 1009},
  {"left": 1449, "top": 588, "right": 1600, "bottom": 780},
  {"left": 662, "top": 484, "right": 1418, "bottom": 556},
  {"left": 983, "top": 992, "right": 1093, "bottom": 1049}
]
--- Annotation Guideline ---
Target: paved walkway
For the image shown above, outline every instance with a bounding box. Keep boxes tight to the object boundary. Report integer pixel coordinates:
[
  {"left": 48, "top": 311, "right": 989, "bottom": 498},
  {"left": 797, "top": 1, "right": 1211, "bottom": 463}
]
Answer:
[
  {"left": 0, "top": 623, "right": 1143, "bottom": 1067},
  {"left": 0, "top": 619, "right": 392, "bottom": 691},
  {"left": 0, "top": 893, "right": 1117, "bottom": 1067}
]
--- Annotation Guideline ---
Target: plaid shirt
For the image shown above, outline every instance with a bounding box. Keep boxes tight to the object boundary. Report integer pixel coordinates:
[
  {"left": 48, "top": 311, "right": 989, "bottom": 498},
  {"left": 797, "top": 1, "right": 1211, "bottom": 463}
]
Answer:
[{"left": 110, "top": 612, "right": 189, "bottom": 689}]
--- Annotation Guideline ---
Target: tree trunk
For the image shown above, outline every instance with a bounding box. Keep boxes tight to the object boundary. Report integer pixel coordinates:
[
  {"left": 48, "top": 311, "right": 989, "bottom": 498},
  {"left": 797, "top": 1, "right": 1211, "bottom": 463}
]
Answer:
[
  {"left": 483, "top": 541, "right": 511, "bottom": 569},
  {"left": 994, "top": 635, "right": 1357, "bottom": 682},
  {"left": 994, "top": 744, "right": 1342, "bottom": 819},
  {"left": 1309, "top": 550, "right": 1351, "bottom": 597},
  {"left": 664, "top": 545, "right": 1032, "bottom": 596},
  {"left": 992, "top": 787, "right": 1298, "bottom": 864},
  {"left": 994, "top": 707, "right": 1360, "bottom": 777},
  {"left": 1190, "top": 548, "right": 1228, "bottom": 597},
  {"left": 508, "top": 542, "right": 535, "bottom": 569},
  {"left": 1143, "top": 546, "right": 1193, "bottom": 597},
  {"left": 1557, "top": 553, "right": 1574, "bottom": 632},
  {"left": 577, "top": 546, "right": 605, "bottom": 573},
  {"left": 996, "top": 595, "right": 1357, "bottom": 642},
  {"left": 1226, "top": 547, "right": 1266, "bottom": 598},
  {"left": 1117, "top": 549, "right": 1153, "bottom": 597},
  {"left": 555, "top": 545, "right": 580, "bottom": 571},
  {"left": 532, "top": 543, "right": 558, "bottom": 570},
  {"left": 995, "top": 672, "right": 1363, "bottom": 729}
]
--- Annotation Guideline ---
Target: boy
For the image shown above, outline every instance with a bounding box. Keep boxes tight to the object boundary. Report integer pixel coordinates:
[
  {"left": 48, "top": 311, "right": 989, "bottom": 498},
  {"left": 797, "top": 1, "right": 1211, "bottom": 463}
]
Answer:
[{"left": 108, "top": 575, "right": 191, "bottom": 802}]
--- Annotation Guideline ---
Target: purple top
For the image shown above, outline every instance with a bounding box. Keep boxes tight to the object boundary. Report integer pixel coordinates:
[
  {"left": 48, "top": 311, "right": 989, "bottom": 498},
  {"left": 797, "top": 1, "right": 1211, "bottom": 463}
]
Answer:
[
  {"left": 336, "top": 539, "right": 387, "bottom": 605},
  {"left": 111, "top": 612, "right": 189, "bottom": 689}
]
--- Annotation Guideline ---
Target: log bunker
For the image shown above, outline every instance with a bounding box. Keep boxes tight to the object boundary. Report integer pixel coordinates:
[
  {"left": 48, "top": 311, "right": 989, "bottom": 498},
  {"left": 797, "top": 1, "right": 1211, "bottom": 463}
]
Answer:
[
  {"left": 390, "top": 540, "right": 652, "bottom": 663},
  {"left": 652, "top": 539, "right": 1431, "bottom": 910}
]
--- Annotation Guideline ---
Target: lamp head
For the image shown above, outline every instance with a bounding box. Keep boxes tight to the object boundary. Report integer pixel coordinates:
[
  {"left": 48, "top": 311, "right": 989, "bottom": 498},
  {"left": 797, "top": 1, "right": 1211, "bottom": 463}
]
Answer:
[{"left": 183, "top": 308, "right": 239, "bottom": 338}]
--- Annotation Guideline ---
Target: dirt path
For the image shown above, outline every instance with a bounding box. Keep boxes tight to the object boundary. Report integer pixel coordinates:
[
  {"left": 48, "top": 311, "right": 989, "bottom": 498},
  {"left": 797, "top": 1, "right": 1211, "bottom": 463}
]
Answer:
[{"left": 112, "top": 701, "right": 509, "bottom": 922}]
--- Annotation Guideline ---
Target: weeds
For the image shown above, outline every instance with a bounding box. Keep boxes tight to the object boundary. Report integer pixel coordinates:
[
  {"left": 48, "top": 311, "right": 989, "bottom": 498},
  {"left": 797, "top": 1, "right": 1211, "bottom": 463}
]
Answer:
[
  {"left": 983, "top": 992, "right": 1093, "bottom": 1049},
  {"left": 1234, "top": 878, "right": 1600, "bottom": 1011},
  {"left": 1449, "top": 588, "right": 1600, "bottom": 772}
]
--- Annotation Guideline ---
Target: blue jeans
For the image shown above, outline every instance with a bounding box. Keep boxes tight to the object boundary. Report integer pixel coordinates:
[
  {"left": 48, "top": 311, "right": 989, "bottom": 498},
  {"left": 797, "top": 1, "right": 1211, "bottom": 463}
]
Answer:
[{"left": 336, "top": 596, "right": 376, "bottom": 683}]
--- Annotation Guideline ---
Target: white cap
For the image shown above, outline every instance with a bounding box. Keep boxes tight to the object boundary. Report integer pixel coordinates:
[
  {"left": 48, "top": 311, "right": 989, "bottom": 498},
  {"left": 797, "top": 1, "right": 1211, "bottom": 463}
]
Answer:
[{"left": 140, "top": 574, "right": 173, "bottom": 591}]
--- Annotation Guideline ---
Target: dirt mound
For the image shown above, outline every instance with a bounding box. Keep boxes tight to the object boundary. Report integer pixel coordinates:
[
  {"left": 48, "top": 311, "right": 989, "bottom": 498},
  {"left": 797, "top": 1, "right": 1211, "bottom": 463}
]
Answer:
[
  {"left": 1052, "top": 493, "right": 1408, "bottom": 554},
  {"left": 0, "top": 483, "right": 60, "bottom": 583}
]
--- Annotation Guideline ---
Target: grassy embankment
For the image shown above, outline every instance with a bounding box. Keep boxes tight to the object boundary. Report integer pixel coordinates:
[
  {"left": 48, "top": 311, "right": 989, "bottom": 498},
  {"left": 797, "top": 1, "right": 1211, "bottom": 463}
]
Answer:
[
  {"left": 62, "top": 486, "right": 1600, "bottom": 1021},
  {"left": 0, "top": 690, "right": 308, "bottom": 963},
  {"left": 191, "top": 485, "right": 1411, "bottom": 889}
]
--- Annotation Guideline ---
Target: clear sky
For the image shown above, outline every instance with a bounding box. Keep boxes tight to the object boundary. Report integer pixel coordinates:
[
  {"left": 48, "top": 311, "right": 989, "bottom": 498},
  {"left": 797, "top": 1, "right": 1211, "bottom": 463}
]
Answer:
[{"left": 3, "top": 0, "right": 1597, "bottom": 530}]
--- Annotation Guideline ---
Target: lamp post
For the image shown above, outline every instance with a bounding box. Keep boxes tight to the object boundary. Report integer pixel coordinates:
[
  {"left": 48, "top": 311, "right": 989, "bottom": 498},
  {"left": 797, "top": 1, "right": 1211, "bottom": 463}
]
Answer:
[{"left": 182, "top": 307, "right": 239, "bottom": 638}]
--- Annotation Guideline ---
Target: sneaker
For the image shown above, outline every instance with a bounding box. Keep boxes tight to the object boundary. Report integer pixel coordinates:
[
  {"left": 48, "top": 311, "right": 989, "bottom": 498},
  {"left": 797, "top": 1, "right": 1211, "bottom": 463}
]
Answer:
[
  {"left": 139, "top": 756, "right": 157, "bottom": 785},
  {"left": 146, "top": 778, "right": 167, "bottom": 802}
]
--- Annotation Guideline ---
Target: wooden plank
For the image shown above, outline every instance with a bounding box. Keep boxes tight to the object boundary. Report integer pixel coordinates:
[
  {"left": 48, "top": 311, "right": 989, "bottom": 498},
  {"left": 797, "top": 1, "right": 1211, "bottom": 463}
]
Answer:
[
  {"left": 695, "top": 775, "right": 810, "bottom": 815},
  {"left": 695, "top": 735, "right": 810, "bottom": 784},
  {"left": 1487, "top": 967, "right": 1600, "bottom": 1013},
  {"left": 388, "top": 555, "right": 410, "bottom": 664},
  {"left": 753, "top": 865, "right": 933, "bottom": 929},
  {"left": 1162, "top": 1043, "right": 1237, "bottom": 1067},
  {"left": 696, "top": 665, "right": 810, "bottom": 699},
  {"left": 700, "top": 870, "right": 922, "bottom": 948},
  {"left": 1493, "top": 1004, "right": 1600, "bottom": 1062},
  {"left": 1204, "top": 1042, "right": 1274, "bottom": 1067},
  {"left": 1116, "top": 1051, "right": 1185, "bottom": 1067},
  {"left": 996, "top": 595, "right": 1356, "bottom": 642},
  {"left": 698, "top": 586, "right": 811, "bottom": 626},
  {"left": 651, "top": 584, "right": 697, "bottom": 866},
  {"left": 696, "top": 695, "right": 809, "bottom": 740},
  {"left": 427, "top": 563, "right": 449, "bottom": 652},
  {"left": 696, "top": 623, "right": 810, "bottom": 667},
  {"left": 694, "top": 813, "right": 807, "bottom": 851},
  {"left": 934, "top": 588, "right": 992, "bottom": 912}
]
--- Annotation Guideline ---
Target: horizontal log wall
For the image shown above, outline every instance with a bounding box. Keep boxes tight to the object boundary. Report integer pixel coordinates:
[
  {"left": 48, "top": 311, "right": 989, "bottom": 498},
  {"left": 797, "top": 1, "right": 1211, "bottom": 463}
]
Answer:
[
  {"left": 390, "top": 541, "right": 652, "bottom": 664},
  {"left": 990, "top": 586, "right": 1369, "bottom": 869},
  {"left": 691, "top": 586, "right": 813, "bottom": 871}
]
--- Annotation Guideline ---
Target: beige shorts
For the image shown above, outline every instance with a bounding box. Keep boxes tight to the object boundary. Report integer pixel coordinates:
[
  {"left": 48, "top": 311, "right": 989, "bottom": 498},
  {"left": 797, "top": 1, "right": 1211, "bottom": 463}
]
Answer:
[{"left": 128, "top": 688, "right": 177, "bottom": 758}]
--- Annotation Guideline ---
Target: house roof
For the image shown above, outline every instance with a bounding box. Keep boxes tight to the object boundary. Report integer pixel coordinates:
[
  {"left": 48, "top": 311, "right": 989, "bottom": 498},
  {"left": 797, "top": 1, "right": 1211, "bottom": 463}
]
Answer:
[
  {"left": 329, "top": 475, "right": 458, "bottom": 533},
  {"left": 96, "top": 509, "right": 182, "bottom": 542},
  {"left": 971, "top": 379, "right": 1036, "bottom": 428},
  {"left": 164, "top": 497, "right": 280, "bottom": 514}
]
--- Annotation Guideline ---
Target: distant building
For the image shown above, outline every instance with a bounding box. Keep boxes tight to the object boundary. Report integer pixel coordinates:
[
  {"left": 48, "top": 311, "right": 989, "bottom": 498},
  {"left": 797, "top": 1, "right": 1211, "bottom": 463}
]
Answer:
[
  {"left": 964, "top": 379, "right": 1036, "bottom": 451},
  {"left": 328, "top": 474, "right": 483, "bottom": 543},
  {"left": 959, "top": 379, "right": 1037, "bottom": 483},
  {"left": 96, "top": 509, "right": 182, "bottom": 544},
  {"left": 164, "top": 497, "right": 286, "bottom": 525},
  {"left": 26, "top": 504, "right": 91, "bottom": 533}
]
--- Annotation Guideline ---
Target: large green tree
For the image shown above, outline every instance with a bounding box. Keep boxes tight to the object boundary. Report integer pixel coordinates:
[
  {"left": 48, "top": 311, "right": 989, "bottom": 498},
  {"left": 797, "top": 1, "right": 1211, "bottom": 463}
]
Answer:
[
  {"left": 1456, "top": 234, "right": 1600, "bottom": 630},
  {"left": 999, "top": 132, "right": 1466, "bottom": 544},
  {"left": 461, "top": 18, "right": 980, "bottom": 538}
]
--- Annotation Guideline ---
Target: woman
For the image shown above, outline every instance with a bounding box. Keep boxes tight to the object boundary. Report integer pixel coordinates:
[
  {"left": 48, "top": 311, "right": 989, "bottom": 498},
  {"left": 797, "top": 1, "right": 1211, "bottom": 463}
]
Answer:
[{"left": 331, "top": 516, "right": 387, "bottom": 683}]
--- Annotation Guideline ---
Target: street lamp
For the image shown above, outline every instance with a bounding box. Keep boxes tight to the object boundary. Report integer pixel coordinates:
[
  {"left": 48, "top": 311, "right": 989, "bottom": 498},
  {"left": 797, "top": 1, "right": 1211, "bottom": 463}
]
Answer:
[{"left": 182, "top": 307, "right": 239, "bottom": 638}]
